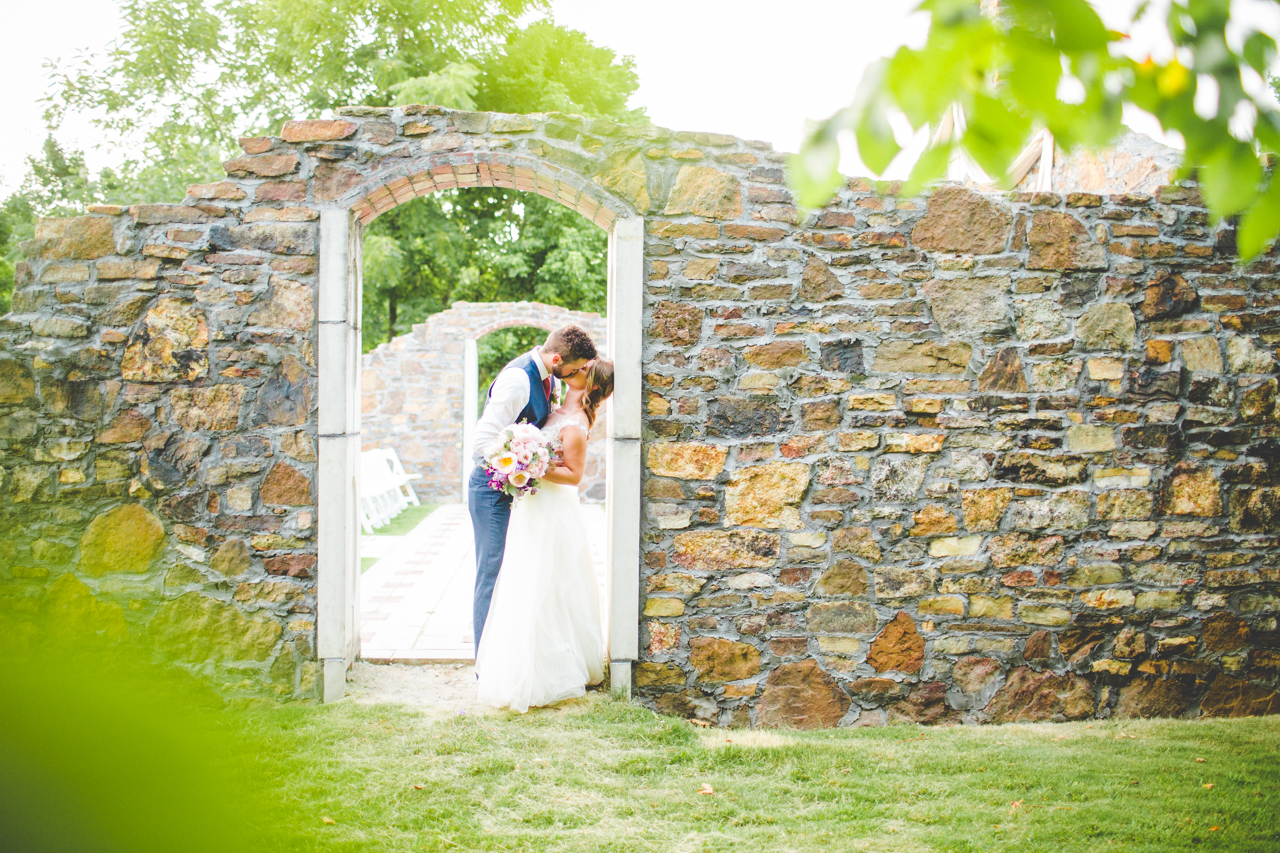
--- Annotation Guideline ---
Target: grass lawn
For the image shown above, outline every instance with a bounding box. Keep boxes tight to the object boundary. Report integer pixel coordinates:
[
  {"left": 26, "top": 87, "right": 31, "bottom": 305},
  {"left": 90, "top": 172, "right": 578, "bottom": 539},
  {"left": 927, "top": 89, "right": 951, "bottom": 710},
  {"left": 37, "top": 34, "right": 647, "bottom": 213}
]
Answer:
[
  {"left": 250, "top": 694, "right": 1280, "bottom": 852},
  {"left": 361, "top": 557, "right": 379, "bottom": 573},
  {"left": 370, "top": 503, "right": 441, "bottom": 537}
]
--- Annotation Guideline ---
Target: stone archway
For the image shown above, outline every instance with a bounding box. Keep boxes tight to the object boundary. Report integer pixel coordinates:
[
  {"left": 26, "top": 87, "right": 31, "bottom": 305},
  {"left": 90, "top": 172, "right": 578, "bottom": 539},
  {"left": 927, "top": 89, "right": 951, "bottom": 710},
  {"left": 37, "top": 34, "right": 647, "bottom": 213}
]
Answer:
[
  {"left": 308, "top": 131, "right": 645, "bottom": 701},
  {"left": 360, "top": 301, "right": 609, "bottom": 504}
]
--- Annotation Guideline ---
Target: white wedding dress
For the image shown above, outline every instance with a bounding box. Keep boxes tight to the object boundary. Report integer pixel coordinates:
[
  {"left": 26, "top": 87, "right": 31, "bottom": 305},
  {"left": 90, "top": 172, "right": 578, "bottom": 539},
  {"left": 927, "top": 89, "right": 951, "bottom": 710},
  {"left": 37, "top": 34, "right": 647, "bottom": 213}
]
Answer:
[{"left": 475, "top": 410, "right": 605, "bottom": 712}]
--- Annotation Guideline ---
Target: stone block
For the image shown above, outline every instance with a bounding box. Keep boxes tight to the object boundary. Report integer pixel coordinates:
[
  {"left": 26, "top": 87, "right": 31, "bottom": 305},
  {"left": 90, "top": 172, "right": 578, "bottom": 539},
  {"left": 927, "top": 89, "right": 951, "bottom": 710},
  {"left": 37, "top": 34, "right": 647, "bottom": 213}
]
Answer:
[
  {"left": 807, "top": 600, "right": 876, "bottom": 634},
  {"left": 1028, "top": 211, "right": 1107, "bottom": 270},
  {"left": 921, "top": 276, "right": 1012, "bottom": 336},
  {"left": 991, "top": 533, "right": 1066, "bottom": 569},
  {"left": 1076, "top": 303, "right": 1137, "bottom": 350},
  {"left": 78, "top": 503, "right": 165, "bottom": 577},
  {"left": 689, "top": 637, "right": 760, "bottom": 682},
  {"left": 646, "top": 442, "right": 726, "bottom": 480},
  {"left": 651, "top": 301, "right": 702, "bottom": 345},
  {"left": 757, "top": 661, "right": 850, "bottom": 729},
  {"left": 962, "top": 488, "right": 1012, "bottom": 531},
  {"left": 663, "top": 165, "right": 741, "bottom": 220},
  {"left": 868, "top": 611, "right": 924, "bottom": 673},
  {"left": 911, "top": 184, "right": 1012, "bottom": 254},
  {"left": 815, "top": 560, "right": 868, "bottom": 596},
  {"left": 873, "top": 340, "right": 971, "bottom": 374},
  {"left": 672, "top": 530, "right": 779, "bottom": 571},
  {"left": 1161, "top": 463, "right": 1222, "bottom": 517}
]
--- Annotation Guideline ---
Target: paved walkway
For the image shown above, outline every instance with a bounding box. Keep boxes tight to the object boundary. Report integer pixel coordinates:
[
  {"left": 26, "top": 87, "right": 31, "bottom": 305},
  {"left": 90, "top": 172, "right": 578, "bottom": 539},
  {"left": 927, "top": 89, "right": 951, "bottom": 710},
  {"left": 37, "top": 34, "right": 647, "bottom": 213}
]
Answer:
[{"left": 359, "top": 503, "right": 608, "bottom": 663}]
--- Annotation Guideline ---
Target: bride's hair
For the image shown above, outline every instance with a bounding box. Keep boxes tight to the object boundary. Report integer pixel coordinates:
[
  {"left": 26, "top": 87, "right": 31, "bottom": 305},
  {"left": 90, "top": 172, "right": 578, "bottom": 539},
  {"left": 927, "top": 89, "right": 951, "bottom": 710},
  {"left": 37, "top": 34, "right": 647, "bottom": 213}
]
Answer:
[{"left": 582, "top": 359, "right": 615, "bottom": 429}]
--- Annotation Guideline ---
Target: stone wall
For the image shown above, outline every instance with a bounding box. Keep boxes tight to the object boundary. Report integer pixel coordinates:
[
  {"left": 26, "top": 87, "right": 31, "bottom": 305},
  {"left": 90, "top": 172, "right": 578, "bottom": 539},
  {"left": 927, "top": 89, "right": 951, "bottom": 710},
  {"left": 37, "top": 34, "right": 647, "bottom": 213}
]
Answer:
[
  {"left": 636, "top": 181, "right": 1280, "bottom": 727},
  {"left": 0, "top": 106, "right": 1276, "bottom": 723},
  {"left": 360, "top": 300, "right": 609, "bottom": 503}
]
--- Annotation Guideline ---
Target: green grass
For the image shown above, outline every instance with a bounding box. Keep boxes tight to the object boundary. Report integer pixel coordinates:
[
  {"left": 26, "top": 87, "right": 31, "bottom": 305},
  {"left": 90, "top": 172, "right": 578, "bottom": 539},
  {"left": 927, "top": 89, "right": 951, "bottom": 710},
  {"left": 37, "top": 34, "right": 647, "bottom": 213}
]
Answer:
[
  {"left": 370, "top": 503, "right": 440, "bottom": 537},
  {"left": 361, "top": 557, "right": 379, "bottom": 574},
  {"left": 248, "top": 695, "right": 1280, "bottom": 852}
]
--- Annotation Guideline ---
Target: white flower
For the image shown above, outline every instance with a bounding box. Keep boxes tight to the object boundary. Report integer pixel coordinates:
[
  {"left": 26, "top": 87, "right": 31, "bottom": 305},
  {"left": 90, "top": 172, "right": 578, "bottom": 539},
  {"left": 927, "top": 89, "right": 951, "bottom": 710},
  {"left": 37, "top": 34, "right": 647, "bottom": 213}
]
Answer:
[
  {"left": 492, "top": 452, "right": 518, "bottom": 474},
  {"left": 512, "top": 423, "right": 541, "bottom": 441},
  {"left": 508, "top": 470, "right": 531, "bottom": 488}
]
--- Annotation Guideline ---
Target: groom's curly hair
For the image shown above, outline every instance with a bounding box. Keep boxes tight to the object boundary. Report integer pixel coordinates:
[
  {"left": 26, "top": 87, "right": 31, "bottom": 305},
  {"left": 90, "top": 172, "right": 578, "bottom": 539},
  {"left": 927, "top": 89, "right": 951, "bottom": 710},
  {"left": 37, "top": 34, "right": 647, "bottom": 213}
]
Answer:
[{"left": 544, "top": 324, "right": 597, "bottom": 363}]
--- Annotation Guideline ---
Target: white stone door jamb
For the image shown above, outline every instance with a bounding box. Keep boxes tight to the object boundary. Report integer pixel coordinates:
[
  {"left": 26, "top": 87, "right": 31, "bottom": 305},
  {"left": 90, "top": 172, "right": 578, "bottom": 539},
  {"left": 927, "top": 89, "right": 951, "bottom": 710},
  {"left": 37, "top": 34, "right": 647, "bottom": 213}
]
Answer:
[
  {"left": 605, "top": 215, "right": 643, "bottom": 697},
  {"left": 317, "top": 209, "right": 363, "bottom": 703},
  {"left": 316, "top": 209, "right": 643, "bottom": 703}
]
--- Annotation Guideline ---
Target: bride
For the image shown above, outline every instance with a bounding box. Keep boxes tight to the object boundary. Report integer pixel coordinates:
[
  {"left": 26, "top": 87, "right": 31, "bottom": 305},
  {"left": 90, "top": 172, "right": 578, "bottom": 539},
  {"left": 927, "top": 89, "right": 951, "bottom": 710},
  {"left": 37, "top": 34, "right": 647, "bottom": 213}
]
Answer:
[{"left": 475, "top": 359, "right": 615, "bottom": 712}]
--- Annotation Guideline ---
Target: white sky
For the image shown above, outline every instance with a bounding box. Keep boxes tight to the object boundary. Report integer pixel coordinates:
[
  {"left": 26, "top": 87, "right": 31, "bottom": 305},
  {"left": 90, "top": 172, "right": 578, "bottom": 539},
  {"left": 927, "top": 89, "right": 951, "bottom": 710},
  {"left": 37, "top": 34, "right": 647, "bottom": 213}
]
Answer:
[{"left": 3, "top": 0, "right": 1280, "bottom": 195}]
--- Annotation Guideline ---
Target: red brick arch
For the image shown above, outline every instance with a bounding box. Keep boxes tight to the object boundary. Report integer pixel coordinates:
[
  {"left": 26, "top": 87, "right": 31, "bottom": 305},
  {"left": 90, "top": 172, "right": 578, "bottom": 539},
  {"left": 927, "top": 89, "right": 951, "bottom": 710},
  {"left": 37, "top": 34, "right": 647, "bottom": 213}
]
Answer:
[{"left": 340, "top": 150, "right": 625, "bottom": 232}]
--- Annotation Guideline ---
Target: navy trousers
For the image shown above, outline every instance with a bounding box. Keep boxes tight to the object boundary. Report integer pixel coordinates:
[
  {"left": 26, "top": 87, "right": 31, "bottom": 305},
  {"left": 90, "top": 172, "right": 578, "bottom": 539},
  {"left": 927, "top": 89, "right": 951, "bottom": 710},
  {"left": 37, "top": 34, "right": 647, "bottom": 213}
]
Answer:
[{"left": 467, "top": 465, "right": 513, "bottom": 651}]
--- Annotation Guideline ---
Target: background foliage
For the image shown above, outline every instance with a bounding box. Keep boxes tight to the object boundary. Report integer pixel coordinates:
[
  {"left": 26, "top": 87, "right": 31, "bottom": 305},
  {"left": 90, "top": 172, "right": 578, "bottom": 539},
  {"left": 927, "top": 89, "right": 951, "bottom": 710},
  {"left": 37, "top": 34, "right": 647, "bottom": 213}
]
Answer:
[
  {"left": 0, "top": 1, "right": 641, "bottom": 352},
  {"left": 795, "top": 0, "right": 1280, "bottom": 259}
]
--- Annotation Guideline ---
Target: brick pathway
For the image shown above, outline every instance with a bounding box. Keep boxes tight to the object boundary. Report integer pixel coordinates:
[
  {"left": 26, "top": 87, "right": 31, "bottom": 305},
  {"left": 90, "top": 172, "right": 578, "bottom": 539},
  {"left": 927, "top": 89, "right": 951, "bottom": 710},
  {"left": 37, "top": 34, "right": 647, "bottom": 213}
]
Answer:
[{"left": 359, "top": 503, "right": 608, "bottom": 663}]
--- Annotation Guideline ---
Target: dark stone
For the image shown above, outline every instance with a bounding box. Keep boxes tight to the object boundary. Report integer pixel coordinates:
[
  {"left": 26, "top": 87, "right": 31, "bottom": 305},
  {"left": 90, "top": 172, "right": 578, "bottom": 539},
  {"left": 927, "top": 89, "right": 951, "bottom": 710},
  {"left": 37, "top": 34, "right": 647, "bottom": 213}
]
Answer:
[
  {"left": 160, "top": 492, "right": 206, "bottom": 523},
  {"left": 41, "top": 379, "right": 105, "bottom": 420},
  {"left": 707, "top": 396, "right": 787, "bottom": 437},
  {"left": 1139, "top": 271, "right": 1197, "bottom": 319},
  {"left": 1122, "top": 425, "right": 1184, "bottom": 453},
  {"left": 1203, "top": 612, "right": 1251, "bottom": 652},
  {"left": 994, "top": 452, "right": 1088, "bottom": 485},
  {"left": 264, "top": 554, "right": 316, "bottom": 578},
  {"left": 977, "top": 348, "right": 1028, "bottom": 393},
  {"left": 1115, "top": 677, "right": 1195, "bottom": 718},
  {"left": 1023, "top": 630, "right": 1054, "bottom": 662},
  {"left": 142, "top": 432, "right": 210, "bottom": 491},
  {"left": 757, "top": 660, "right": 850, "bottom": 729},
  {"left": 819, "top": 339, "right": 864, "bottom": 374},
  {"left": 1242, "top": 378, "right": 1278, "bottom": 424},
  {"left": 889, "top": 681, "right": 958, "bottom": 725},
  {"left": 1199, "top": 674, "right": 1280, "bottom": 718},
  {"left": 986, "top": 667, "right": 1095, "bottom": 722},
  {"left": 1188, "top": 377, "right": 1232, "bottom": 408},
  {"left": 254, "top": 355, "right": 312, "bottom": 426},
  {"left": 209, "top": 223, "right": 316, "bottom": 255},
  {"left": 1058, "top": 628, "right": 1106, "bottom": 663},
  {"left": 1229, "top": 487, "right": 1280, "bottom": 533},
  {"left": 1127, "top": 368, "right": 1182, "bottom": 401},
  {"left": 1058, "top": 275, "right": 1100, "bottom": 312}
]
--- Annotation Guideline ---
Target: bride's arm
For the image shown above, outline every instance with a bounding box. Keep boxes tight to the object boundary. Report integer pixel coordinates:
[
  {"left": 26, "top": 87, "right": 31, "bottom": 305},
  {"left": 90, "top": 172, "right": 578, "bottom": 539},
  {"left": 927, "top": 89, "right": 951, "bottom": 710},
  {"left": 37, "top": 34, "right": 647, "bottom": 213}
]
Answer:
[{"left": 541, "top": 426, "right": 587, "bottom": 486}]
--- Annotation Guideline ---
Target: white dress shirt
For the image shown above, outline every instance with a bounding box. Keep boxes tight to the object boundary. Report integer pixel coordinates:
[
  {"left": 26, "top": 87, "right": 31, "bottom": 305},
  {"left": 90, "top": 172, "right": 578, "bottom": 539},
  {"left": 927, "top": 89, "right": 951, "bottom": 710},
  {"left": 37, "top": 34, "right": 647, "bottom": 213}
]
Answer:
[{"left": 472, "top": 347, "right": 550, "bottom": 460}]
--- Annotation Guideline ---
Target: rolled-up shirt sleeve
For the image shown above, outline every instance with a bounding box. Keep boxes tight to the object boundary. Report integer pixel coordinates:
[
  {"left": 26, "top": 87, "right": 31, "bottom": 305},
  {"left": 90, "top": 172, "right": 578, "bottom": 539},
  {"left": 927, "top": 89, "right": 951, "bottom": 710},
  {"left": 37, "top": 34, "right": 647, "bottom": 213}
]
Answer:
[{"left": 472, "top": 367, "right": 532, "bottom": 460}]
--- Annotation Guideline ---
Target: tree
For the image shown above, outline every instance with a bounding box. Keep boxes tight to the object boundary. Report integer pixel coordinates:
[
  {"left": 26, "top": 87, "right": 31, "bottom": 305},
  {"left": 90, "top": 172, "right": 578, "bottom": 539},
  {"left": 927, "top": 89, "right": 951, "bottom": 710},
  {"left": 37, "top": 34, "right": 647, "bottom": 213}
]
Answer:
[
  {"left": 794, "top": 0, "right": 1280, "bottom": 258},
  {"left": 46, "top": 0, "right": 539, "bottom": 191},
  {"left": 27, "top": 1, "right": 640, "bottom": 351}
]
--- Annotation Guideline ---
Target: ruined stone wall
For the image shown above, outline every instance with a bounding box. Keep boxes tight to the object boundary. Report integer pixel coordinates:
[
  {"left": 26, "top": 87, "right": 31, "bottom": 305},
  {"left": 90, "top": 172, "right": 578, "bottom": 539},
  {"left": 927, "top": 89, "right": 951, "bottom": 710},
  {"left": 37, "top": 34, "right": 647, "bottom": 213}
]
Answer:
[
  {"left": 0, "top": 105, "right": 1276, "bottom": 723},
  {"left": 360, "top": 301, "right": 609, "bottom": 503},
  {"left": 637, "top": 180, "right": 1280, "bottom": 727}
]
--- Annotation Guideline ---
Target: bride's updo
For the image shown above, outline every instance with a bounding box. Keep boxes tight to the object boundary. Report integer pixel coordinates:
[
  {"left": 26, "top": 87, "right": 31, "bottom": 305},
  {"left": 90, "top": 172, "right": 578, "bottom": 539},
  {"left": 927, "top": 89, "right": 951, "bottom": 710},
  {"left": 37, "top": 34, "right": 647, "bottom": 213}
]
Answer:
[{"left": 582, "top": 359, "right": 615, "bottom": 429}]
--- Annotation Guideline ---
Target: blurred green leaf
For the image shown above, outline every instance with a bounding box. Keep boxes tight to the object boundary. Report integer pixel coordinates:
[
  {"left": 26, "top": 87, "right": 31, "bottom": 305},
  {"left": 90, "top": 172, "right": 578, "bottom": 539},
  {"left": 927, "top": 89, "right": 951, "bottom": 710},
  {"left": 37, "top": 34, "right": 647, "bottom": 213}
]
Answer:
[{"left": 796, "top": 0, "right": 1280, "bottom": 259}]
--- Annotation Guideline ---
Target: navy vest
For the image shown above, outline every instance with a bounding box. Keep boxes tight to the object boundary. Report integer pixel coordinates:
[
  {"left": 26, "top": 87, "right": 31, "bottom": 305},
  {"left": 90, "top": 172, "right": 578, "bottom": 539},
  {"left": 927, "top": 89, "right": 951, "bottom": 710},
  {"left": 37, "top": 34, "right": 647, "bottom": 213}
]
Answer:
[{"left": 488, "top": 351, "right": 553, "bottom": 428}]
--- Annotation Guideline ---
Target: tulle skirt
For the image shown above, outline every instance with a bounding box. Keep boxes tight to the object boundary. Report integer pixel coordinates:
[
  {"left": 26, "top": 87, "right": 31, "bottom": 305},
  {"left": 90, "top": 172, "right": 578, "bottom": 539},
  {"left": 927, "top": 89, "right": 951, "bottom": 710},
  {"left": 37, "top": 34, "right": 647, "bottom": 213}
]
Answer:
[{"left": 475, "top": 482, "right": 604, "bottom": 712}]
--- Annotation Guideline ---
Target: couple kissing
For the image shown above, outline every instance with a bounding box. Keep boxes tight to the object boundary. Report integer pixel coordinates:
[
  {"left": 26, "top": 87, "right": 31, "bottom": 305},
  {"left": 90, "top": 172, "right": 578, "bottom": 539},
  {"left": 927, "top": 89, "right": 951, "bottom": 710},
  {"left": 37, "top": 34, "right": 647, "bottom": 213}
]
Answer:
[{"left": 467, "top": 324, "right": 615, "bottom": 712}]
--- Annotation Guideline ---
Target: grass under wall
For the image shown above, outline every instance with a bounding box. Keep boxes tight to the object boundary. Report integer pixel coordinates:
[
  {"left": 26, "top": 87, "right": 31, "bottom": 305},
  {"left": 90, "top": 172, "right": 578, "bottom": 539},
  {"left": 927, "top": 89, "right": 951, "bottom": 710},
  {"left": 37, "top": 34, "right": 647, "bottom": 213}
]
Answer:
[{"left": 248, "top": 694, "right": 1280, "bottom": 853}]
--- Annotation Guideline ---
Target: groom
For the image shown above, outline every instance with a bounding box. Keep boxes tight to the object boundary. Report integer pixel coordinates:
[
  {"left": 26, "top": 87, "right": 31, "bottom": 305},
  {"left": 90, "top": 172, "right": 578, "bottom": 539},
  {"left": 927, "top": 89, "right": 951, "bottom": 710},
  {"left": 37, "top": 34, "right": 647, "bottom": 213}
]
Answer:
[{"left": 468, "top": 323, "right": 598, "bottom": 650}]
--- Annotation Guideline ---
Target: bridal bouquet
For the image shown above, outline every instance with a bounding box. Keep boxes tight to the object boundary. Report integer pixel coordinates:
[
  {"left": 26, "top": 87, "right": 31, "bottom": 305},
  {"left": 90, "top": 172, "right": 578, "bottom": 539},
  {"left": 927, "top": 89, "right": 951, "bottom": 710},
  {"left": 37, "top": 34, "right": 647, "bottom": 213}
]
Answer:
[{"left": 482, "top": 423, "right": 553, "bottom": 498}]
